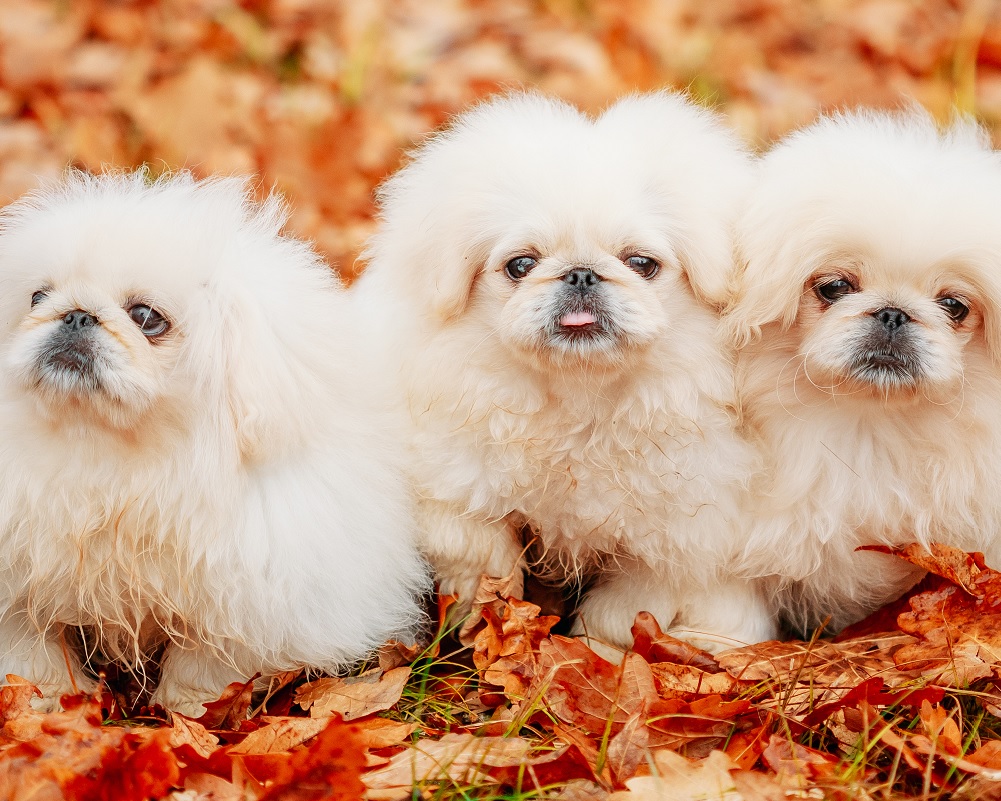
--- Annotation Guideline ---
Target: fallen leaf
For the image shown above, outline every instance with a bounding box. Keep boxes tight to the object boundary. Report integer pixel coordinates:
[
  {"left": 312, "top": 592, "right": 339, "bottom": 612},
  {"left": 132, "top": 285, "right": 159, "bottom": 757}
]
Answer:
[
  {"left": 353, "top": 717, "right": 416, "bottom": 749},
  {"left": 861, "top": 543, "right": 986, "bottom": 597},
  {"left": 228, "top": 715, "right": 331, "bottom": 755},
  {"left": 539, "top": 638, "right": 657, "bottom": 736},
  {"left": 169, "top": 714, "right": 219, "bottom": 759},
  {"left": 294, "top": 667, "right": 410, "bottom": 721},
  {"left": 631, "top": 612, "right": 723, "bottom": 673},
  {"left": 258, "top": 716, "right": 366, "bottom": 801},
  {"left": 608, "top": 749, "right": 741, "bottom": 800},
  {"left": 474, "top": 594, "right": 560, "bottom": 704},
  {"left": 760, "top": 734, "right": 838, "bottom": 787},
  {"left": 362, "top": 733, "right": 535, "bottom": 790},
  {"left": 195, "top": 678, "right": 256, "bottom": 731}
]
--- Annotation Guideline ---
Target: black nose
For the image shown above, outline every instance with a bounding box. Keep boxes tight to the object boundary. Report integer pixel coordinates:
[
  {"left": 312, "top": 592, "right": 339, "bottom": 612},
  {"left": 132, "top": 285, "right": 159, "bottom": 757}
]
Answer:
[
  {"left": 563, "top": 268, "right": 600, "bottom": 289},
  {"left": 873, "top": 307, "right": 910, "bottom": 332},
  {"left": 62, "top": 310, "right": 98, "bottom": 331}
]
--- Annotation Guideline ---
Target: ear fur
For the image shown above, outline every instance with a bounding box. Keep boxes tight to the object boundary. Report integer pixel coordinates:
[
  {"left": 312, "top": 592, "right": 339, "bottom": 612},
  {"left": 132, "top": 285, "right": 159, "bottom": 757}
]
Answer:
[
  {"left": 598, "top": 91, "right": 754, "bottom": 309},
  {"left": 364, "top": 92, "right": 590, "bottom": 324},
  {"left": 205, "top": 194, "right": 342, "bottom": 462}
]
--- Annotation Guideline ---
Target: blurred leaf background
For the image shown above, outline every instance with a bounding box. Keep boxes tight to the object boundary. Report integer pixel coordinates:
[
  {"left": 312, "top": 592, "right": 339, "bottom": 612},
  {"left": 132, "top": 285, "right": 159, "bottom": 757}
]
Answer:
[{"left": 2, "top": 0, "right": 1000, "bottom": 278}]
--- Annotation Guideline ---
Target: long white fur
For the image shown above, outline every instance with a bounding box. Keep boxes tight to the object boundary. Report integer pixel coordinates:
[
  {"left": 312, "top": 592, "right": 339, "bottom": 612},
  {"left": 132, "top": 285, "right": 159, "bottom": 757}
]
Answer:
[
  {"left": 0, "top": 172, "right": 430, "bottom": 713},
  {"left": 724, "top": 109, "right": 1001, "bottom": 634},
  {"left": 356, "top": 91, "right": 777, "bottom": 653}
]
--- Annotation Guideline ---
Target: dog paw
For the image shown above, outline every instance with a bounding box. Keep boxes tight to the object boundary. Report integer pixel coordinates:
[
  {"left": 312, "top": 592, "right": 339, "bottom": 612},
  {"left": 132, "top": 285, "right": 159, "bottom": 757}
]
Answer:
[{"left": 150, "top": 683, "right": 216, "bottom": 719}]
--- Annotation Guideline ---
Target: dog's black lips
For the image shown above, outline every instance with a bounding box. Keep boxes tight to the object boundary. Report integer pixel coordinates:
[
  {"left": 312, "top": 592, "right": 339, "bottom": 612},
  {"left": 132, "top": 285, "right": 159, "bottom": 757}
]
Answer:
[
  {"left": 35, "top": 330, "right": 102, "bottom": 391},
  {"left": 849, "top": 326, "right": 922, "bottom": 384}
]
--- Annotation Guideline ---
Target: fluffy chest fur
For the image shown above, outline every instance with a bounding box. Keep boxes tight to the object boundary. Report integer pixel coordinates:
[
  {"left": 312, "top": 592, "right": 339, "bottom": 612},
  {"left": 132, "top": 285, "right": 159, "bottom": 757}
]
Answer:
[
  {"left": 0, "top": 403, "right": 239, "bottom": 658},
  {"left": 409, "top": 336, "right": 753, "bottom": 573},
  {"left": 739, "top": 347, "right": 1001, "bottom": 629}
]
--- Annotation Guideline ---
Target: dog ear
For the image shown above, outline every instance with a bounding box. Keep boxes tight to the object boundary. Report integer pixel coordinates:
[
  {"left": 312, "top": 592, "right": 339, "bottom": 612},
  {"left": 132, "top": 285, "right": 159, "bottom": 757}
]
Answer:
[
  {"left": 719, "top": 240, "right": 810, "bottom": 348},
  {"left": 424, "top": 231, "right": 485, "bottom": 322},
  {"left": 222, "top": 284, "right": 288, "bottom": 461},
  {"left": 959, "top": 259, "right": 1001, "bottom": 366},
  {"left": 209, "top": 221, "right": 339, "bottom": 462},
  {"left": 598, "top": 91, "right": 754, "bottom": 311},
  {"left": 363, "top": 189, "right": 489, "bottom": 324}
]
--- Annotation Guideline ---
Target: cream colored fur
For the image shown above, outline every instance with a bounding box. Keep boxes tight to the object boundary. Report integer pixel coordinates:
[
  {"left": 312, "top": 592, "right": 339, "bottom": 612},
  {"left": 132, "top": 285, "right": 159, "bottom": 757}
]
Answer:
[
  {"left": 357, "top": 92, "right": 777, "bottom": 652},
  {"left": 0, "top": 172, "right": 430, "bottom": 714},
  {"left": 724, "top": 109, "right": 1001, "bottom": 634}
]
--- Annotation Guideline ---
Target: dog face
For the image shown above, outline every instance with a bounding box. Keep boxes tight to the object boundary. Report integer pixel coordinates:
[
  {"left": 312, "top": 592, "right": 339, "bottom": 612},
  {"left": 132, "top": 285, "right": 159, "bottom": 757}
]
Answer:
[
  {"left": 6, "top": 256, "right": 185, "bottom": 430},
  {"left": 474, "top": 186, "right": 694, "bottom": 365},
  {"left": 366, "top": 91, "right": 752, "bottom": 370},
  {"left": 789, "top": 258, "right": 982, "bottom": 393},
  {"left": 0, "top": 173, "right": 339, "bottom": 453},
  {"left": 724, "top": 110, "right": 1001, "bottom": 399}
]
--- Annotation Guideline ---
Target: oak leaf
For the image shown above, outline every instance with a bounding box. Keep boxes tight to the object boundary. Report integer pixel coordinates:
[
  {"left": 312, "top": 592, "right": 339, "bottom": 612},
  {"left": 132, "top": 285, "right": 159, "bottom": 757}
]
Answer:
[
  {"left": 257, "top": 716, "right": 366, "bottom": 801},
  {"left": 194, "top": 678, "right": 256, "bottom": 730},
  {"left": 539, "top": 638, "right": 657, "bottom": 735},
  {"left": 228, "top": 716, "right": 331, "bottom": 755},
  {"left": 362, "top": 733, "right": 535, "bottom": 790},
  {"left": 608, "top": 749, "right": 742, "bottom": 800},
  {"left": 293, "top": 666, "right": 410, "bottom": 721}
]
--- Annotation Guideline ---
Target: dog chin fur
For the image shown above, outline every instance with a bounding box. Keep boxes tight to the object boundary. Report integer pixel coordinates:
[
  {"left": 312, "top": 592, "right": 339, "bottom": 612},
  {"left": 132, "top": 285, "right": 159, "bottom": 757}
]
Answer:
[
  {"left": 356, "top": 91, "right": 778, "bottom": 653},
  {"left": 0, "top": 172, "right": 430, "bottom": 713},
  {"left": 723, "top": 108, "right": 1001, "bottom": 635}
]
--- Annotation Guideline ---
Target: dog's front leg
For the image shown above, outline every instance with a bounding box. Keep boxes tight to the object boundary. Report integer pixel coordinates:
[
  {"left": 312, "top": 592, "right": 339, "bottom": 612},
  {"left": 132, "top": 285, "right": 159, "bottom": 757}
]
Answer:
[{"left": 418, "top": 497, "right": 525, "bottom": 620}]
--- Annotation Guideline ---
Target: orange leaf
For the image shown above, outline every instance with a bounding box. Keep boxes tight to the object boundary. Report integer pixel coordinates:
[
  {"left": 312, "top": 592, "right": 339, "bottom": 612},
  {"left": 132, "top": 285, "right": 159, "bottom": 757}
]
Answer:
[
  {"left": 194, "top": 678, "right": 255, "bottom": 731},
  {"left": 294, "top": 667, "right": 410, "bottom": 721},
  {"left": 259, "top": 717, "right": 366, "bottom": 801}
]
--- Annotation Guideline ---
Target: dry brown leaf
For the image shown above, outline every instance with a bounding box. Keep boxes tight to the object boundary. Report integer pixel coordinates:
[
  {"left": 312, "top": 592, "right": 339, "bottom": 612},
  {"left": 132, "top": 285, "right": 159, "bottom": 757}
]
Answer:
[
  {"left": 256, "top": 716, "right": 366, "bottom": 801},
  {"left": 228, "top": 715, "right": 331, "bottom": 755},
  {"left": 168, "top": 713, "right": 219, "bottom": 759},
  {"left": 539, "top": 637, "right": 657, "bottom": 735},
  {"left": 631, "top": 612, "right": 723, "bottom": 672},
  {"left": 605, "top": 711, "right": 650, "bottom": 785},
  {"left": 608, "top": 749, "right": 742, "bottom": 800},
  {"left": 294, "top": 666, "right": 410, "bottom": 721},
  {"left": 0, "top": 677, "right": 45, "bottom": 742},
  {"left": 474, "top": 593, "right": 560, "bottom": 704},
  {"left": 353, "top": 716, "right": 416, "bottom": 749},
  {"left": 717, "top": 634, "right": 923, "bottom": 718},
  {"left": 649, "top": 662, "right": 752, "bottom": 700},
  {"left": 860, "top": 542, "right": 986, "bottom": 596},
  {"left": 760, "top": 734, "right": 838, "bottom": 788},
  {"left": 362, "top": 733, "right": 535, "bottom": 790},
  {"left": 459, "top": 571, "right": 527, "bottom": 645}
]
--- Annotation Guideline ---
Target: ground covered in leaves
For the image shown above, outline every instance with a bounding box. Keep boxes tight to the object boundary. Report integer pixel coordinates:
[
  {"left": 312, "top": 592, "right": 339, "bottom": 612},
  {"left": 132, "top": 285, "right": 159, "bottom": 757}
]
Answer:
[
  {"left": 6, "top": 2, "right": 1001, "bottom": 799},
  {"left": 4, "top": 544, "right": 1001, "bottom": 800}
]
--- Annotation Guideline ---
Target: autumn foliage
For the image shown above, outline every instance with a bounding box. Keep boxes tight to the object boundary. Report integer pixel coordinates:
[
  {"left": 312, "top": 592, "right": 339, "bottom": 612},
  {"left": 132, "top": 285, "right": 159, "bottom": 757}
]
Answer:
[
  {"left": 0, "top": 545, "right": 1000, "bottom": 798},
  {"left": 6, "top": 1, "right": 1001, "bottom": 798}
]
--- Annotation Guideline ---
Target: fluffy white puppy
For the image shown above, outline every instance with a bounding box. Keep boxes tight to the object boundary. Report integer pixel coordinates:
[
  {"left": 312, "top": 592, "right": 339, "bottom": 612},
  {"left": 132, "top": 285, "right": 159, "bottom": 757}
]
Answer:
[
  {"left": 356, "top": 92, "right": 776, "bottom": 652},
  {"left": 724, "top": 109, "right": 1001, "bottom": 634},
  {"left": 0, "top": 172, "right": 429, "bottom": 714}
]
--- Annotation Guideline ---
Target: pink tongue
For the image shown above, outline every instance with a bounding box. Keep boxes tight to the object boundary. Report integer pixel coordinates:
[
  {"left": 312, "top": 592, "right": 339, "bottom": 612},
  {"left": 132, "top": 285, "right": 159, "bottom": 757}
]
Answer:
[{"left": 560, "top": 310, "right": 597, "bottom": 327}]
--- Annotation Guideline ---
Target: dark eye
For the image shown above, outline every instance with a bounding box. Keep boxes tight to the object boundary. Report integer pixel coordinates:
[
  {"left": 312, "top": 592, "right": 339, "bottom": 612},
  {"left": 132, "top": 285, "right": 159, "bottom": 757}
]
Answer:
[
  {"left": 30, "top": 290, "right": 47, "bottom": 308},
  {"left": 128, "top": 304, "right": 170, "bottom": 338},
  {"left": 505, "top": 256, "right": 537, "bottom": 281},
  {"left": 937, "top": 296, "right": 969, "bottom": 324},
  {"left": 625, "top": 255, "right": 660, "bottom": 279},
  {"left": 815, "top": 278, "right": 858, "bottom": 304}
]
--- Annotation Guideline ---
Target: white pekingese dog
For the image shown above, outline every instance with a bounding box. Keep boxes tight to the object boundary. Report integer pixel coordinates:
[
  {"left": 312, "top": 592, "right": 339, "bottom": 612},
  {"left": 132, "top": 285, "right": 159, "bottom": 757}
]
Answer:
[
  {"left": 0, "top": 172, "right": 429, "bottom": 714},
  {"left": 356, "top": 91, "right": 777, "bottom": 652},
  {"left": 724, "top": 109, "right": 1001, "bottom": 634}
]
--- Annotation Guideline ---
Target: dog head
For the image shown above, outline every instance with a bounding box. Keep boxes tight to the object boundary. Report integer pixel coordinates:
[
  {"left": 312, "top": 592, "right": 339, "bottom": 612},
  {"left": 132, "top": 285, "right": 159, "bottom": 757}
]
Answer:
[
  {"left": 365, "top": 91, "right": 752, "bottom": 370},
  {"left": 723, "top": 109, "right": 1001, "bottom": 397},
  {"left": 0, "top": 172, "right": 339, "bottom": 458}
]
